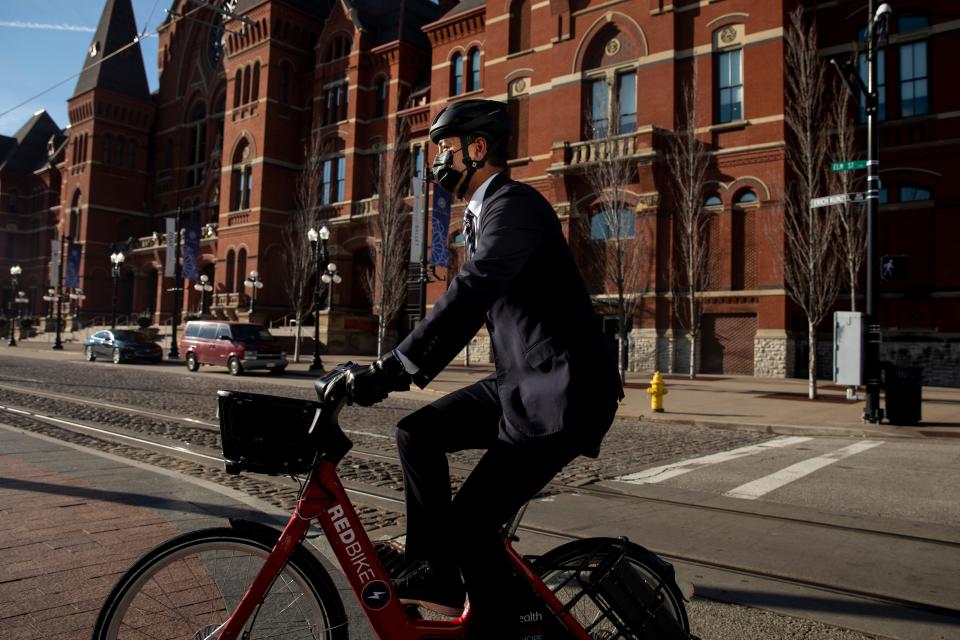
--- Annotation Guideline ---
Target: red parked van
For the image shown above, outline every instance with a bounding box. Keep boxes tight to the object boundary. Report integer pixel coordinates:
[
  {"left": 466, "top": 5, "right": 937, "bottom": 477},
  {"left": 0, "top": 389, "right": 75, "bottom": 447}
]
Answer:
[{"left": 181, "top": 321, "right": 288, "bottom": 375}]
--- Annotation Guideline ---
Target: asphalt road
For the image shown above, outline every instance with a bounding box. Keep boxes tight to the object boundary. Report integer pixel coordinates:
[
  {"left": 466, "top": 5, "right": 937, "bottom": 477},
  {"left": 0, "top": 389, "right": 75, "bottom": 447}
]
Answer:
[{"left": 2, "top": 351, "right": 958, "bottom": 640}]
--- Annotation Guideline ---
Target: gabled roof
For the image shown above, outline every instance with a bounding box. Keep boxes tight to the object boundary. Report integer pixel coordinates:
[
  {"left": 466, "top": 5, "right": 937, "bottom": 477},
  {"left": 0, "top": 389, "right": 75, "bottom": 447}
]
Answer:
[
  {"left": 442, "top": 0, "right": 484, "bottom": 19},
  {"left": 0, "top": 111, "right": 63, "bottom": 174},
  {"left": 73, "top": 0, "right": 150, "bottom": 100},
  {"left": 356, "top": 0, "right": 443, "bottom": 50},
  {"left": 235, "top": 0, "right": 333, "bottom": 19}
]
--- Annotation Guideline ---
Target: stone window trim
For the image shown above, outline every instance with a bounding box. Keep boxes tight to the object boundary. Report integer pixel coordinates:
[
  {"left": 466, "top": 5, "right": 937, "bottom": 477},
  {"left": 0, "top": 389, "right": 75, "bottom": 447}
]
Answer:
[{"left": 583, "top": 64, "right": 639, "bottom": 139}]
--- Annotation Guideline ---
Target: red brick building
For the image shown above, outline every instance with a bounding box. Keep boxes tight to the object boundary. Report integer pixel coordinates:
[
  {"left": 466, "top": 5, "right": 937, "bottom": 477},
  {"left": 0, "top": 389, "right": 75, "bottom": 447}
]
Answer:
[{"left": 1, "top": 0, "right": 957, "bottom": 385}]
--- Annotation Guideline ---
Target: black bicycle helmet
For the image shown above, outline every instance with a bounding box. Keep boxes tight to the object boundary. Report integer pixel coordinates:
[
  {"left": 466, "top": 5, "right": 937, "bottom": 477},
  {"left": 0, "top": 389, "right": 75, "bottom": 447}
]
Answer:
[{"left": 429, "top": 99, "right": 512, "bottom": 150}]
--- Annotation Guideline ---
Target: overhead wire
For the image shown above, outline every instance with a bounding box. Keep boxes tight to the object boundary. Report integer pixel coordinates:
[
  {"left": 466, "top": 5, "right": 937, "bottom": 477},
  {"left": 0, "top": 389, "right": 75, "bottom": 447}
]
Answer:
[{"left": 0, "top": 2, "right": 217, "bottom": 124}]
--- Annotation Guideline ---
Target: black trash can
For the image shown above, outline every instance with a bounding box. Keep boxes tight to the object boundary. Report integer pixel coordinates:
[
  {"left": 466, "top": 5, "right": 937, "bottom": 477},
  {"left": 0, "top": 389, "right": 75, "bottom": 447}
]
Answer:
[{"left": 884, "top": 366, "right": 922, "bottom": 426}]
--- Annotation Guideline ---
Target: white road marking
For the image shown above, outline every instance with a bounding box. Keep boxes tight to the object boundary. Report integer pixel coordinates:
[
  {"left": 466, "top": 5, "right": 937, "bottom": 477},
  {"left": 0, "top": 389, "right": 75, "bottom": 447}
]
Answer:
[
  {"left": 724, "top": 440, "right": 885, "bottom": 500},
  {"left": 615, "top": 436, "right": 812, "bottom": 485}
]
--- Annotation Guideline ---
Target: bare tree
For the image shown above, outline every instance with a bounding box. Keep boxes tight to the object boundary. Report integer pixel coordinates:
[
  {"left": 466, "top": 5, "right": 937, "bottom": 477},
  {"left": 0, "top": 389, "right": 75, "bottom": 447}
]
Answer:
[
  {"left": 667, "top": 73, "right": 711, "bottom": 379},
  {"left": 580, "top": 119, "right": 644, "bottom": 384},
  {"left": 781, "top": 7, "right": 843, "bottom": 399},
  {"left": 364, "top": 119, "right": 411, "bottom": 357},
  {"left": 281, "top": 132, "right": 324, "bottom": 362},
  {"left": 829, "top": 78, "right": 866, "bottom": 312}
]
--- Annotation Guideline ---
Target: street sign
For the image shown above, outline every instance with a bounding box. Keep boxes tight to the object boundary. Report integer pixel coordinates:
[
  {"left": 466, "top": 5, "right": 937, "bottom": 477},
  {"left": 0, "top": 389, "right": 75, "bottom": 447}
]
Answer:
[
  {"left": 831, "top": 160, "right": 868, "bottom": 172},
  {"left": 810, "top": 192, "right": 867, "bottom": 208}
]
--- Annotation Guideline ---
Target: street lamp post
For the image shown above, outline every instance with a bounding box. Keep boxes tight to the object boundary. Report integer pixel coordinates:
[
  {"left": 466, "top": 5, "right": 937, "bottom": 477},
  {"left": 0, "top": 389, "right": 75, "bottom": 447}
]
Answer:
[
  {"left": 12, "top": 291, "right": 29, "bottom": 345},
  {"left": 306, "top": 226, "right": 340, "bottom": 371},
  {"left": 193, "top": 274, "right": 213, "bottom": 316},
  {"left": 69, "top": 288, "right": 86, "bottom": 318},
  {"left": 830, "top": 1, "right": 891, "bottom": 423},
  {"left": 321, "top": 262, "right": 342, "bottom": 311},
  {"left": 243, "top": 270, "right": 264, "bottom": 315},
  {"left": 43, "top": 288, "right": 56, "bottom": 319},
  {"left": 7, "top": 265, "right": 22, "bottom": 347},
  {"left": 53, "top": 234, "right": 68, "bottom": 350},
  {"left": 110, "top": 251, "right": 125, "bottom": 330}
]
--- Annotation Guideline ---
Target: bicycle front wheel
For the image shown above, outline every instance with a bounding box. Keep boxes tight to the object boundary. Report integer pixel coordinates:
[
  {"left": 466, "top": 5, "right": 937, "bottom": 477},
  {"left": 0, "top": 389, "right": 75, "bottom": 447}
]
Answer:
[
  {"left": 93, "top": 524, "right": 347, "bottom": 640},
  {"left": 535, "top": 537, "right": 689, "bottom": 640}
]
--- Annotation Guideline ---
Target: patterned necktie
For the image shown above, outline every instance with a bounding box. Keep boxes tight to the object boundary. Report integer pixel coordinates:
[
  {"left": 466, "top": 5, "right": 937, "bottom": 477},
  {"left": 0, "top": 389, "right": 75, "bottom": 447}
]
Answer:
[{"left": 464, "top": 209, "right": 477, "bottom": 259}]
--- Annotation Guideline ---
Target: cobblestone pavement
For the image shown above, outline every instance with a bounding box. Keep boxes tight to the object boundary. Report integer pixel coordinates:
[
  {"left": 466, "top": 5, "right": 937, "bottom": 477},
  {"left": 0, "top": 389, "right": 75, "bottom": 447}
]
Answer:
[{"left": 0, "top": 352, "right": 770, "bottom": 540}]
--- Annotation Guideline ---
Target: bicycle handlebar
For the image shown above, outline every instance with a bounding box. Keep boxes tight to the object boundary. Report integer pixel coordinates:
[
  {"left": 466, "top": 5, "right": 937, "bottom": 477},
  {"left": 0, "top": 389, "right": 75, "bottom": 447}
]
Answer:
[{"left": 310, "top": 363, "right": 368, "bottom": 464}]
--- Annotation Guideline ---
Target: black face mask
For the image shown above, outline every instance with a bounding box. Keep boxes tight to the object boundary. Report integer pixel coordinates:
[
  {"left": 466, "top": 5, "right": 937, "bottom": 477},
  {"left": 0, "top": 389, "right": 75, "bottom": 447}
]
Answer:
[
  {"left": 432, "top": 137, "right": 484, "bottom": 199},
  {"left": 431, "top": 149, "right": 465, "bottom": 196}
]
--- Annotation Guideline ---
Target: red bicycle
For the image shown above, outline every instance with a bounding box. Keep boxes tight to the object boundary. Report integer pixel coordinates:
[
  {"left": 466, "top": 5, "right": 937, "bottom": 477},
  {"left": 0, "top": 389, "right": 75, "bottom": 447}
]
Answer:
[{"left": 93, "top": 364, "right": 694, "bottom": 639}]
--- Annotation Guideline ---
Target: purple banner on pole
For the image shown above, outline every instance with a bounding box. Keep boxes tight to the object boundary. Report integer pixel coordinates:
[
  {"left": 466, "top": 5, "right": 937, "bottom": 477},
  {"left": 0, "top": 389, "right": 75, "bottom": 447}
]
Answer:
[
  {"left": 182, "top": 222, "right": 201, "bottom": 281},
  {"left": 65, "top": 242, "right": 82, "bottom": 289},
  {"left": 430, "top": 186, "right": 451, "bottom": 267}
]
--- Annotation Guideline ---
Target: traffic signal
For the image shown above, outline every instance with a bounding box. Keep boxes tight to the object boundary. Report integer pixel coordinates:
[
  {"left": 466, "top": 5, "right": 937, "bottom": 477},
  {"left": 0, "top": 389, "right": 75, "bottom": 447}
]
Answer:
[{"left": 880, "top": 255, "right": 908, "bottom": 281}]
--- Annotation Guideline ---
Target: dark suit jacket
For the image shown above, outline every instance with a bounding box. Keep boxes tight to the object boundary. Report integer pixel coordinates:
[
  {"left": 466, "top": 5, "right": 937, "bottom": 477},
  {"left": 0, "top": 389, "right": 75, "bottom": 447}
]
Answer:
[{"left": 398, "top": 172, "right": 622, "bottom": 456}]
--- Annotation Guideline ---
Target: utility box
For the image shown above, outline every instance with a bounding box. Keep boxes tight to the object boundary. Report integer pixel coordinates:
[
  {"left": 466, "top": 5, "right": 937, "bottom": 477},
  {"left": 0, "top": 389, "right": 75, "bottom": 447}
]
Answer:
[{"left": 833, "top": 311, "right": 863, "bottom": 386}]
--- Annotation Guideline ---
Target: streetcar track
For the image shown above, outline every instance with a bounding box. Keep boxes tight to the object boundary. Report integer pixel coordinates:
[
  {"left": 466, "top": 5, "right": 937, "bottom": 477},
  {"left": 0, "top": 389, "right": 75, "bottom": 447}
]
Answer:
[
  {"left": 2, "top": 383, "right": 959, "bottom": 553},
  {"left": 3, "top": 398, "right": 959, "bottom": 621}
]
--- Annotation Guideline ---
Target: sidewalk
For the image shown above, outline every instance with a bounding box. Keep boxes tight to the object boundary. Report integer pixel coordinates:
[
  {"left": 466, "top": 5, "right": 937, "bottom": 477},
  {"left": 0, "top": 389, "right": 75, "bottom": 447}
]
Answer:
[
  {"left": 5, "top": 338, "right": 959, "bottom": 439},
  {"left": 0, "top": 425, "right": 375, "bottom": 640}
]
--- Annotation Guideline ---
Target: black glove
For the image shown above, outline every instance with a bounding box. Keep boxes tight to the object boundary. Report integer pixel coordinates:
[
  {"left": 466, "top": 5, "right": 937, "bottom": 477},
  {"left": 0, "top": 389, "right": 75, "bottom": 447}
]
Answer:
[{"left": 346, "top": 350, "right": 411, "bottom": 407}]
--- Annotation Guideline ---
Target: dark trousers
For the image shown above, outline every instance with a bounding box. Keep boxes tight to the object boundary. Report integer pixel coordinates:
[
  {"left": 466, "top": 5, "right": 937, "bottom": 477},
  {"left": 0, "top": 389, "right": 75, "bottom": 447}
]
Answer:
[{"left": 396, "top": 375, "right": 581, "bottom": 635}]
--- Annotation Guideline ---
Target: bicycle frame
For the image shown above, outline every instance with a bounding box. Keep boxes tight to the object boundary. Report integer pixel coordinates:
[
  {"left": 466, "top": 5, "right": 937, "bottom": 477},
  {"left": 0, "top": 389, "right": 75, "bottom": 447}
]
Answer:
[{"left": 216, "top": 457, "right": 593, "bottom": 640}]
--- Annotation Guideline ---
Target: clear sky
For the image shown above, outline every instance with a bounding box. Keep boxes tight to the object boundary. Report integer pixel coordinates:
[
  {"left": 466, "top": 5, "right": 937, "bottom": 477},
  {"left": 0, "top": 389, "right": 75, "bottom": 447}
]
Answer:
[{"left": 0, "top": 0, "right": 163, "bottom": 137}]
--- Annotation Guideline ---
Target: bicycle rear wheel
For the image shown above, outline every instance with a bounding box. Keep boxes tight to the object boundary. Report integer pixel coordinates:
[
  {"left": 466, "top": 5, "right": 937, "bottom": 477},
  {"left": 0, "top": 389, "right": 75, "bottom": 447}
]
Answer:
[
  {"left": 93, "top": 523, "right": 347, "bottom": 640},
  {"left": 534, "top": 537, "right": 689, "bottom": 640}
]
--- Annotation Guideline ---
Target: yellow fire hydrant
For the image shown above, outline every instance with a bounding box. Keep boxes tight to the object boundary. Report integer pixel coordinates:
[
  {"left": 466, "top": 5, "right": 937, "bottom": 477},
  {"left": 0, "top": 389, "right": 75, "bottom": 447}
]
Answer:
[{"left": 647, "top": 371, "right": 667, "bottom": 413}]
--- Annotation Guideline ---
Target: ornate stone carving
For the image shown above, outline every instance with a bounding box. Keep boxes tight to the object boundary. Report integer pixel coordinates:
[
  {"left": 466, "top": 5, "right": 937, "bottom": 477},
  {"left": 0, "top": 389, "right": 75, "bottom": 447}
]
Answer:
[
  {"left": 720, "top": 26, "right": 738, "bottom": 44},
  {"left": 605, "top": 38, "right": 621, "bottom": 56}
]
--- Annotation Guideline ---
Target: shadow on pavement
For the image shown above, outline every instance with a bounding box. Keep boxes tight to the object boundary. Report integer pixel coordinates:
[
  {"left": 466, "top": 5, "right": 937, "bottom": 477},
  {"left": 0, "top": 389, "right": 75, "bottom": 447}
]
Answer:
[{"left": 0, "top": 476, "right": 271, "bottom": 523}]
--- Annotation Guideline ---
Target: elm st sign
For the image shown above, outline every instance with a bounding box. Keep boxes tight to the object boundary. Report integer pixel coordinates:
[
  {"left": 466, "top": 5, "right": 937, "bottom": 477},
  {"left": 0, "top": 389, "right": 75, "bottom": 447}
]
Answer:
[{"left": 831, "top": 160, "right": 869, "bottom": 172}]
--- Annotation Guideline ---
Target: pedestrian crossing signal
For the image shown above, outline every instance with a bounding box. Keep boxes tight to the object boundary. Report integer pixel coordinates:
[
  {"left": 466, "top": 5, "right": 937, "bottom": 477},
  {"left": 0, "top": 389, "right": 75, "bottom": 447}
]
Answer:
[{"left": 880, "top": 255, "right": 908, "bottom": 281}]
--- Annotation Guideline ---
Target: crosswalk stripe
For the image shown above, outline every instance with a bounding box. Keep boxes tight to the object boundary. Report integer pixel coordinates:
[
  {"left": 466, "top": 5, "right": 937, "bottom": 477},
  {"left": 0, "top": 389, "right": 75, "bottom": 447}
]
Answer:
[
  {"left": 615, "top": 436, "right": 812, "bottom": 485},
  {"left": 723, "top": 440, "right": 885, "bottom": 500}
]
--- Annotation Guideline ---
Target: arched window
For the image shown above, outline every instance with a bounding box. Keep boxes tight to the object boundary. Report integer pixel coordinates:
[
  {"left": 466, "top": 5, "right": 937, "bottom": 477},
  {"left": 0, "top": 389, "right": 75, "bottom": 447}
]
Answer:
[
  {"left": 704, "top": 192, "right": 723, "bottom": 207},
  {"left": 233, "top": 69, "right": 242, "bottom": 107},
  {"left": 187, "top": 103, "right": 207, "bottom": 187},
  {"left": 251, "top": 61, "right": 261, "bottom": 101},
  {"left": 235, "top": 248, "right": 247, "bottom": 293},
  {"left": 322, "top": 81, "right": 348, "bottom": 125},
  {"left": 68, "top": 190, "right": 82, "bottom": 238},
  {"left": 509, "top": 0, "right": 531, "bottom": 54},
  {"left": 324, "top": 35, "right": 351, "bottom": 62},
  {"left": 900, "top": 185, "right": 932, "bottom": 201},
  {"left": 72, "top": 136, "right": 79, "bottom": 165},
  {"left": 127, "top": 139, "right": 136, "bottom": 169},
  {"left": 115, "top": 136, "right": 124, "bottom": 167},
  {"left": 103, "top": 133, "right": 113, "bottom": 164},
  {"left": 590, "top": 208, "right": 635, "bottom": 240},
  {"left": 242, "top": 65, "right": 251, "bottom": 104},
  {"left": 375, "top": 76, "right": 388, "bottom": 117},
  {"left": 733, "top": 188, "right": 758, "bottom": 205},
  {"left": 467, "top": 49, "right": 481, "bottom": 92},
  {"left": 320, "top": 140, "right": 346, "bottom": 205},
  {"left": 451, "top": 53, "right": 463, "bottom": 96},
  {"left": 230, "top": 139, "right": 252, "bottom": 211},
  {"left": 225, "top": 249, "right": 235, "bottom": 293},
  {"left": 280, "top": 62, "right": 291, "bottom": 104}
]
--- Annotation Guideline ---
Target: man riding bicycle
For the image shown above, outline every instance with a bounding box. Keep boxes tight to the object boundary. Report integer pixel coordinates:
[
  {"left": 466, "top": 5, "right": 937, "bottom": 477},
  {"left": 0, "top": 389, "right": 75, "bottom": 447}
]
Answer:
[{"left": 349, "top": 99, "right": 622, "bottom": 637}]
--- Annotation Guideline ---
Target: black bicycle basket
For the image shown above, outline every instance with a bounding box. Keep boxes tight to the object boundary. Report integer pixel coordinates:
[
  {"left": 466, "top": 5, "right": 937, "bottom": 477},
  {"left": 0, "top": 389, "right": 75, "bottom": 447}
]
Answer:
[
  {"left": 217, "top": 389, "right": 327, "bottom": 475},
  {"left": 571, "top": 539, "right": 687, "bottom": 640}
]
